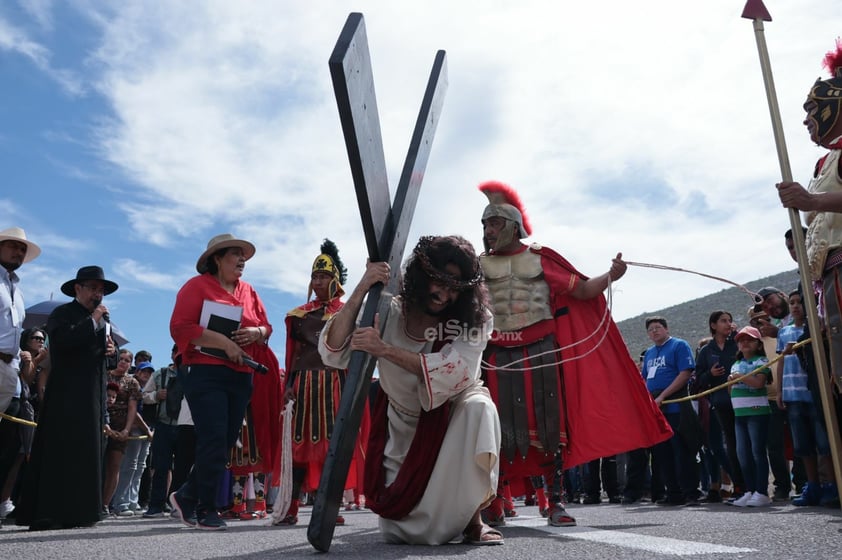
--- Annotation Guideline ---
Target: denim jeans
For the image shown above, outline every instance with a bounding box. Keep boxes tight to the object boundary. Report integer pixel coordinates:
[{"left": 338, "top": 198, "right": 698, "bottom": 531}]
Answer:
[
  {"left": 176, "top": 364, "right": 252, "bottom": 513},
  {"left": 787, "top": 400, "right": 831, "bottom": 457},
  {"left": 113, "top": 433, "right": 150, "bottom": 510},
  {"left": 734, "top": 414, "right": 770, "bottom": 494}
]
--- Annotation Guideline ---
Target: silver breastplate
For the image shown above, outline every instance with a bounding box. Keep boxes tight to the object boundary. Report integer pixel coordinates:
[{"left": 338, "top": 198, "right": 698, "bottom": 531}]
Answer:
[{"left": 481, "top": 250, "right": 552, "bottom": 332}]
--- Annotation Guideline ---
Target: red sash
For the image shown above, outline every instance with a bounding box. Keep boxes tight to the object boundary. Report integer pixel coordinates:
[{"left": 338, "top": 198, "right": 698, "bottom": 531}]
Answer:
[{"left": 363, "top": 386, "right": 450, "bottom": 519}]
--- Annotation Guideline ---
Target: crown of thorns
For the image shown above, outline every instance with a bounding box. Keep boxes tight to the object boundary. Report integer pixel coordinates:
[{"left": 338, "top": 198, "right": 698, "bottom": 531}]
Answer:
[{"left": 412, "top": 236, "right": 483, "bottom": 290}]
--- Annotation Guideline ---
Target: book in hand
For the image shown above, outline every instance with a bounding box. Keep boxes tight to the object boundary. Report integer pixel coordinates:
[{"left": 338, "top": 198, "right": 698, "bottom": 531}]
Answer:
[{"left": 197, "top": 300, "right": 242, "bottom": 360}]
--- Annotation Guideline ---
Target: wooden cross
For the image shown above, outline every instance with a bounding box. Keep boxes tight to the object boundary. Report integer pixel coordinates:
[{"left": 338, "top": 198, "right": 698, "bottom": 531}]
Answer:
[{"left": 306, "top": 12, "right": 448, "bottom": 552}]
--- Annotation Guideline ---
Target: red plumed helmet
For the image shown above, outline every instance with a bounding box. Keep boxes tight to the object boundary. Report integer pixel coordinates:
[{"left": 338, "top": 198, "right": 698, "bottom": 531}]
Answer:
[
  {"left": 823, "top": 37, "right": 842, "bottom": 78},
  {"left": 479, "top": 180, "right": 532, "bottom": 237},
  {"left": 809, "top": 38, "right": 842, "bottom": 144}
]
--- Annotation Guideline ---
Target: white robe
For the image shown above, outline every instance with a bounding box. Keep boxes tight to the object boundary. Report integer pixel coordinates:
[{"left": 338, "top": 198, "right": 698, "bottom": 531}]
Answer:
[{"left": 319, "top": 297, "right": 500, "bottom": 545}]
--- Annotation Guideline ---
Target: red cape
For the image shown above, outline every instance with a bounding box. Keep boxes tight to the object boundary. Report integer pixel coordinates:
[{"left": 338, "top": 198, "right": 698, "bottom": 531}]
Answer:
[
  {"left": 537, "top": 246, "right": 672, "bottom": 467},
  {"left": 238, "top": 342, "right": 284, "bottom": 481}
]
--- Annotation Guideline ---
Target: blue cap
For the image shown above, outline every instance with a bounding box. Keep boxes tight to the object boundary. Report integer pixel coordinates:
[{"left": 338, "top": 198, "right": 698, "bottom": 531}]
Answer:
[{"left": 136, "top": 361, "right": 154, "bottom": 371}]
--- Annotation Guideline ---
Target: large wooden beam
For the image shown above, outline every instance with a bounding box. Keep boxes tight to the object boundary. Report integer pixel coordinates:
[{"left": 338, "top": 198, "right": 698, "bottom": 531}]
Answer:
[{"left": 307, "top": 13, "right": 448, "bottom": 552}]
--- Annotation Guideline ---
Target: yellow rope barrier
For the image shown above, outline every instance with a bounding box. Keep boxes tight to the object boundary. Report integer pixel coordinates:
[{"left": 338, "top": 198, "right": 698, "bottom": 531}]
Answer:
[
  {"left": 0, "top": 412, "right": 150, "bottom": 440},
  {"left": 662, "top": 338, "right": 812, "bottom": 404},
  {"left": 0, "top": 412, "right": 37, "bottom": 427}
]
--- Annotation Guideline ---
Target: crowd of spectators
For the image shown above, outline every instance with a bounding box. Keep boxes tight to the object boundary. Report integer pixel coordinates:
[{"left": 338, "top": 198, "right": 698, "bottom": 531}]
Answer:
[{"left": 1, "top": 226, "right": 840, "bottom": 536}]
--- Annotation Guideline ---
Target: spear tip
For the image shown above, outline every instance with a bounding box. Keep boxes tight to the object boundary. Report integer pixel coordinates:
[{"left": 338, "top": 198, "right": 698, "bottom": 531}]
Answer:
[{"left": 741, "top": 0, "right": 772, "bottom": 22}]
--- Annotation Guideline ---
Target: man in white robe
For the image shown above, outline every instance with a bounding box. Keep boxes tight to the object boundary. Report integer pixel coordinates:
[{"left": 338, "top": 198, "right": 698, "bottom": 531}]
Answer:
[{"left": 319, "top": 235, "right": 503, "bottom": 546}]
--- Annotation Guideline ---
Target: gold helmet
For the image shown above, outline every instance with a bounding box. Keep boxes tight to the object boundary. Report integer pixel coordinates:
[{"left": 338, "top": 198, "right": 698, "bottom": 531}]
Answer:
[{"left": 309, "top": 239, "right": 347, "bottom": 301}]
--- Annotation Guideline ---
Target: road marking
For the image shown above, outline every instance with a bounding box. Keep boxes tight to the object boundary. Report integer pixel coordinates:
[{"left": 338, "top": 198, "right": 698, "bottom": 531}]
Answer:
[{"left": 506, "top": 516, "right": 756, "bottom": 555}]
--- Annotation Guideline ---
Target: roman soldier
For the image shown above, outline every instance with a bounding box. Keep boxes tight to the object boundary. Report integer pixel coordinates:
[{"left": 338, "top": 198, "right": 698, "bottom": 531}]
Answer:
[
  {"left": 478, "top": 180, "right": 672, "bottom": 526},
  {"left": 273, "top": 240, "right": 368, "bottom": 525},
  {"left": 776, "top": 40, "right": 842, "bottom": 507}
]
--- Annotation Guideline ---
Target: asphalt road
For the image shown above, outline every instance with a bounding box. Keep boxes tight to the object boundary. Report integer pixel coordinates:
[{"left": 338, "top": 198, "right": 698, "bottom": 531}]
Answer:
[{"left": 2, "top": 499, "right": 840, "bottom": 560}]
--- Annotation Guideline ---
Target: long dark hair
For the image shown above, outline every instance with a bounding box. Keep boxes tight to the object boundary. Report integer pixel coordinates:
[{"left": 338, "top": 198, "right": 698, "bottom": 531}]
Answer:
[
  {"left": 707, "top": 310, "right": 732, "bottom": 336},
  {"left": 401, "top": 235, "right": 489, "bottom": 329},
  {"left": 204, "top": 248, "right": 230, "bottom": 275},
  {"left": 20, "top": 327, "right": 46, "bottom": 350}
]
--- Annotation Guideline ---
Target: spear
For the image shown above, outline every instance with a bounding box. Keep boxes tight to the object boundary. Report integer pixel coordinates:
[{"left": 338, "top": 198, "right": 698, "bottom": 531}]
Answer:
[{"left": 741, "top": 0, "right": 842, "bottom": 504}]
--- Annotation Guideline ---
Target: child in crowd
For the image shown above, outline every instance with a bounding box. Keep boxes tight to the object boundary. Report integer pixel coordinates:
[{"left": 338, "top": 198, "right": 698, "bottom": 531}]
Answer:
[
  {"left": 104, "top": 383, "right": 120, "bottom": 439},
  {"left": 776, "top": 291, "right": 839, "bottom": 506},
  {"left": 728, "top": 326, "right": 772, "bottom": 508}
]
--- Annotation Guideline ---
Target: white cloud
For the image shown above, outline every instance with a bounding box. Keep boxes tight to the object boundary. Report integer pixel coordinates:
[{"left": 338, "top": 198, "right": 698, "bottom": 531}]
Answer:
[
  {"left": 19, "top": 0, "right": 54, "bottom": 32},
  {"left": 0, "top": 15, "right": 48, "bottom": 62},
  {"left": 18, "top": 263, "right": 72, "bottom": 304},
  {"left": 0, "top": 14, "right": 84, "bottom": 95},
  {"left": 112, "top": 257, "right": 185, "bottom": 289},
  {"left": 64, "top": 0, "right": 838, "bottom": 320},
  {"left": 0, "top": 201, "right": 88, "bottom": 258}
]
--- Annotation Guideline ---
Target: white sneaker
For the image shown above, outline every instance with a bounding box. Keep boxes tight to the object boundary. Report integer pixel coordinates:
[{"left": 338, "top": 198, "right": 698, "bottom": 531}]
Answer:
[
  {"left": 732, "top": 492, "right": 752, "bottom": 507},
  {"left": 746, "top": 492, "right": 772, "bottom": 507},
  {"left": 0, "top": 499, "right": 14, "bottom": 518}
]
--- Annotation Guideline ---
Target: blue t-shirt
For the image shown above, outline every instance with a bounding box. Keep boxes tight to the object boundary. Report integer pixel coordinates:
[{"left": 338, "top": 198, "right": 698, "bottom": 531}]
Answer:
[
  {"left": 776, "top": 324, "right": 811, "bottom": 403},
  {"left": 643, "top": 337, "right": 695, "bottom": 414}
]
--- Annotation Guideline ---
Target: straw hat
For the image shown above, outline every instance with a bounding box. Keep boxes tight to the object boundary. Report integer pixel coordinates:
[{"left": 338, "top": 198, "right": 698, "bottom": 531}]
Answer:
[
  {"left": 0, "top": 227, "right": 41, "bottom": 263},
  {"left": 196, "top": 233, "right": 256, "bottom": 273}
]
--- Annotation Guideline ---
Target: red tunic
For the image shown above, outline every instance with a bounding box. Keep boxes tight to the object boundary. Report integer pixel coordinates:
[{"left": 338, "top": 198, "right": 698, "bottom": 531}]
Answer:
[{"left": 284, "top": 299, "right": 369, "bottom": 493}]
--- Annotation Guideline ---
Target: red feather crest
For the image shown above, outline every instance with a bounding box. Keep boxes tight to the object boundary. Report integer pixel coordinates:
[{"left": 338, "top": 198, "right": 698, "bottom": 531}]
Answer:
[
  {"left": 478, "top": 180, "right": 532, "bottom": 236},
  {"left": 823, "top": 37, "right": 842, "bottom": 78}
]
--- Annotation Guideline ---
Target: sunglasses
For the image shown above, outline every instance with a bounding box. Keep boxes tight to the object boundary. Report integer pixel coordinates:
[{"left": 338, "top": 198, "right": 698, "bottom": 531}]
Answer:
[{"left": 30, "top": 336, "right": 45, "bottom": 342}]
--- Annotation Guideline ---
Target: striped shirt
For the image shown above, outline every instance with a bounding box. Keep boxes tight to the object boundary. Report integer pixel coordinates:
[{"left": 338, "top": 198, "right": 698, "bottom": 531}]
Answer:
[{"left": 730, "top": 356, "right": 771, "bottom": 417}]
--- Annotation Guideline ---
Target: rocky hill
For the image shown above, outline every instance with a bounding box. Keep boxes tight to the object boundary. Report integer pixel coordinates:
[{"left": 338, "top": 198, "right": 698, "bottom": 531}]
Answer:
[{"left": 615, "top": 269, "right": 800, "bottom": 357}]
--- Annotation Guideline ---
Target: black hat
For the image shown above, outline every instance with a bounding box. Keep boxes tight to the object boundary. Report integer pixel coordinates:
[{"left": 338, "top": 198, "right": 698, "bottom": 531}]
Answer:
[
  {"left": 60, "top": 266, "right": 119, "bottom": 297},
  {"left": 756, "top": 286, "right": 781, "bottom": 300}
]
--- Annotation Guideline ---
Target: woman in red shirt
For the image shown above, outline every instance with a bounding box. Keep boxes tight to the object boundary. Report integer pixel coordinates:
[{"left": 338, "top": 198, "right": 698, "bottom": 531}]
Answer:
[{"left": 168, "top": 233, "right": 274, "bottom": 531}]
